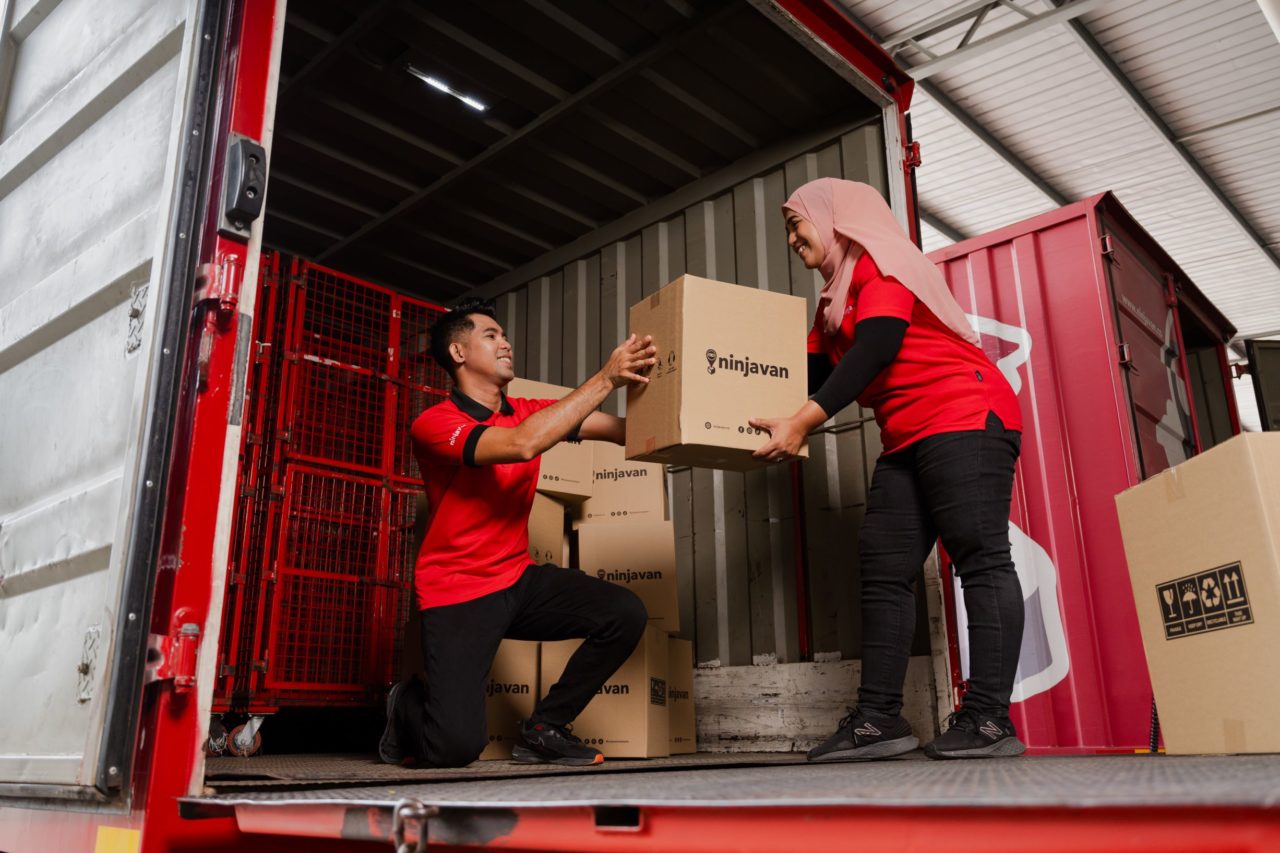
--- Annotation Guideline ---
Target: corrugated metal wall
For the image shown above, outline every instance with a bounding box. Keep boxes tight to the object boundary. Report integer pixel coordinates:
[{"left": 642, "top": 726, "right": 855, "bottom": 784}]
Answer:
[{"left": 496, "top": 121, "right": 930, "bottom": 666}]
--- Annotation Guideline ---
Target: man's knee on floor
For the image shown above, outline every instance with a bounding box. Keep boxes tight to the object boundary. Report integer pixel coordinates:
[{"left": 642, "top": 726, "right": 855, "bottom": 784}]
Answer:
[{"left": 430, "top": 736, "right": 486, "bottom": 769}]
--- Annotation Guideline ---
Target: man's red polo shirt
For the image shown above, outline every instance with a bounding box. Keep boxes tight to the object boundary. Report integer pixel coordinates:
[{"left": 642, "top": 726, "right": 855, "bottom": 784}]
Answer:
[
  {"left": 411, "top": 387, "right": 558, "bottom": 610},
  {"left": 808, "top": 251, "right": 1022, "bottom": 454}
]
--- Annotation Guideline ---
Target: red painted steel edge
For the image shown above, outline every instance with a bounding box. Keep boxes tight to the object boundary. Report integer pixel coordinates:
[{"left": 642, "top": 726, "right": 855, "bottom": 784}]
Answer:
[
  {"left": 131, "top": 1, "right": 284, "bottom": 849},
  {"left": 225, "top": 802, "right": 1280, "bottom": 851},
  {"left": 772, "top": 0, "right": 915, "bottom": 113}
]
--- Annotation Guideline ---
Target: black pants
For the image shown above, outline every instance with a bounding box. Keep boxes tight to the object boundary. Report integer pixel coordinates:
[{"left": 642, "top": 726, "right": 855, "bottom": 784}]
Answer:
[
  {"left": 412, "top": 563, "right": 647, "bottom": 767},
  {"left": 858, "top": 412, "right": 1022, "bottom": 718}
]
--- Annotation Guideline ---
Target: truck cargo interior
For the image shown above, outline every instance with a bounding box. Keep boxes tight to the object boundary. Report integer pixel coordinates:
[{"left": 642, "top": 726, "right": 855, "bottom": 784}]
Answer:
[
  {"left": 8, "top": 0, "right": 1280, "bottom": 847},
  {"left": 201, "top": 0, "right": 930, "bottom": 794}
]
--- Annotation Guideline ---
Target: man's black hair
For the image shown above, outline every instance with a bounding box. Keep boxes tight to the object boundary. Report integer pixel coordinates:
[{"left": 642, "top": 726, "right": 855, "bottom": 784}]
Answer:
[{"left": 429, "top": 297, "right": 499, "bottom": 376}]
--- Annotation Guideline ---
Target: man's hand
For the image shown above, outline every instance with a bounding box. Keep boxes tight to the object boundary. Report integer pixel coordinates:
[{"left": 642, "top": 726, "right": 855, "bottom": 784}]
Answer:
[{"left": 602, "top": 334, "right": 656, "bottom": 388}]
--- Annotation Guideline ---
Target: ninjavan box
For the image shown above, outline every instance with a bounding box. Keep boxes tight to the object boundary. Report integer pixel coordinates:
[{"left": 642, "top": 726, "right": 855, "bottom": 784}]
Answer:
[
  {"left": 625, "top": 275, "right": 808, "bottom": 471},
  {"left": 506, "top": 377, "right": 594, "bottom": 502}
]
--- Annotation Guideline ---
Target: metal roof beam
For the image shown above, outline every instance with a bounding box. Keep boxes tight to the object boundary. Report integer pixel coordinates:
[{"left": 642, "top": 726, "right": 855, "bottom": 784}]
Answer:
[
  {"left": 838, "top": 6, "right": 1070, "bottom": 209},
  {"left": 921, "top": 209, "right": 967, "bottom": 243},
  {"left": 280, "top": 0, "right": 399, "bottom": 100},
  {"left": 884, "top": 0, "right": 1106, "bottom": 81},
  {"left": 1051, "top": 1, "right": 1280, "bottom": 274},
  {"left": 316, "top": 2, "right": 734, "bottom": 263},
  {"left": 462, "top": 116, "right": 878, "bottom": 302},
  {"left": 917, "top": 79, "right": 1069, "bottom": 207}
]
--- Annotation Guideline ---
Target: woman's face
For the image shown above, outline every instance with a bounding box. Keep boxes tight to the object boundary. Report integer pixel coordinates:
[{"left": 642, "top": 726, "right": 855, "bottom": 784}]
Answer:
[{"left": 784, "top": 210, "right": 826, "bottom": 270}]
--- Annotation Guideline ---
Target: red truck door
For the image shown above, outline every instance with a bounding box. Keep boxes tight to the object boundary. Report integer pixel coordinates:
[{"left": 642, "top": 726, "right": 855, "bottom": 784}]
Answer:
[{"left": 1101, "top": 222, "right": 1200, "bottom": 476}]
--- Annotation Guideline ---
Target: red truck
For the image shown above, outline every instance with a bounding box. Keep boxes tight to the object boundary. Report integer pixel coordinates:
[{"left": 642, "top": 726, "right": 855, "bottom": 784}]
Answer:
[{"left": 1, "top": 0, "right": 1276, "bottom": 850}]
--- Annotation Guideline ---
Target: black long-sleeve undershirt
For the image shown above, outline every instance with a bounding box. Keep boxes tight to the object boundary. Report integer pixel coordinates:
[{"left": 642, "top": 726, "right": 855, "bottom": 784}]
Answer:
[{"left": 809, "top": 317, "right": 909, "bottom": 418}]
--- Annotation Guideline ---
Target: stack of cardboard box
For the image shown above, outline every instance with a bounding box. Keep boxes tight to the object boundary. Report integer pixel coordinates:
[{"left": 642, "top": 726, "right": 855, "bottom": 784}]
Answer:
[{"left": 475, "top": 377, "right": 695, "bottom": 760}]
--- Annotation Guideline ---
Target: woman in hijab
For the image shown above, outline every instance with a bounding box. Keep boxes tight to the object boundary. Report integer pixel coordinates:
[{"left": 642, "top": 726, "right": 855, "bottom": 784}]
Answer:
[{"left": 750, "top": 178, "right": 1025, "bottom": 761}]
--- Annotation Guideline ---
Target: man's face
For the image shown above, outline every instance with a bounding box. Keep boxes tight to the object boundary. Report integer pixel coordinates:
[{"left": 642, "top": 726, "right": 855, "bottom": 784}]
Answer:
[{"left": 452, "top": 313, "right": 514, "bottom": 382}]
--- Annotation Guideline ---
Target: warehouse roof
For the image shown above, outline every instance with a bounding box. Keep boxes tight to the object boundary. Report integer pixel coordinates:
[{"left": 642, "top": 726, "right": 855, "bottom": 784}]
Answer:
[{"left": 838, "top": 0, "right": 1280, "bottom": 346}]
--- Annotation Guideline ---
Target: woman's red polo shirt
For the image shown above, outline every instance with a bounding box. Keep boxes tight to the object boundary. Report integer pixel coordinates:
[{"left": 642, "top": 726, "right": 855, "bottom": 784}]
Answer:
[{"left": 808, "top": 251, "right": 1022, "bottom": 455}]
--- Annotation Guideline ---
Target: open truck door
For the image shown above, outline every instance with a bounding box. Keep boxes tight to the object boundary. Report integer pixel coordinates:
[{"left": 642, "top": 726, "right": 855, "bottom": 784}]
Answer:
[
  {"left": 0, "top": 0, "right": 282, "bottom": 813},
  {"left": 1247, "top": 340, "right": 1280, "bottom": 431}
]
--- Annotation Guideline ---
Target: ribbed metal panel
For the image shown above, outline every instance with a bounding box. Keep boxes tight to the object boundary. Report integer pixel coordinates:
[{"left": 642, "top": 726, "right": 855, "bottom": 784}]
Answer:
[
  {"left": 840, "top": 0, "right": 1280, "bottom": 341},
  {"left": 0, "top": 0, "right": 197, "bottom": 788},
  {"left": 503, "top": 123, "right": 914, "bottom": 666}
]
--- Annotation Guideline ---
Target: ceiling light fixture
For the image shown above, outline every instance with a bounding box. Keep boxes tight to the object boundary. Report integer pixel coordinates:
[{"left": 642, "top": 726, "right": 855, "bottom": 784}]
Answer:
[{"left": 405, "top": 63, "right": 487, "bottom": 111}]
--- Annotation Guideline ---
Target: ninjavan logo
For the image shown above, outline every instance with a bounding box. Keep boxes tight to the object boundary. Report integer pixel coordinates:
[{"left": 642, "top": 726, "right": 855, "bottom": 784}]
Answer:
[{"left": 704, "top": 347, "right": 790, "bottom": 380}]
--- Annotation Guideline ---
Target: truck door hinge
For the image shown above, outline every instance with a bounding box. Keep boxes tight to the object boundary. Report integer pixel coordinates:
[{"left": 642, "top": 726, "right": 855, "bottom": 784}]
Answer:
[
  {"left": 1100, "top": 234, "right": 1116, "bottom": 262},
  {"left": 392, "top": 799, "right": 438, "bottom": 853},
  {"left": 194, "top": 253, "right": 245, "bottom": 390},
  {"left": 145, "top": 622, "right": 201, "bottom": 692},
  {"left": 1118, "top": 342, "right": 1137, "bottom": 373},
  {"left": 904, "top": 140, "right": 922, "bottom": 169},
  {"left": 194, "top": 253, "right": 244, "bottom": 318}
]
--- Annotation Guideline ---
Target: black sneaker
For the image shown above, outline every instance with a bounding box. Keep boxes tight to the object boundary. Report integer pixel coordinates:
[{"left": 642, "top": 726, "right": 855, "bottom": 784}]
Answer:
[
  {"left": 807, "top": 707, "right": 919, "bottom": 762},
  {"left": 378, "top": 678, "right": 425, "bottom": 765},
  {"left": 924, "top": 708, "right": 1026, "bottom": 759},
  {"left": 511, "top": 721, "right": 604, "bottom": 766}
]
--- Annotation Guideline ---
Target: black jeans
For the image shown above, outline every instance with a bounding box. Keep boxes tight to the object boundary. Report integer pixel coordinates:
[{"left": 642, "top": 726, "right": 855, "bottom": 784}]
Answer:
[
  {"left": 412, "top": 563, "right": 647, "bottom": 767},
  {"left": 857, "top": 412, "right": 1022, "bottom": 718}
]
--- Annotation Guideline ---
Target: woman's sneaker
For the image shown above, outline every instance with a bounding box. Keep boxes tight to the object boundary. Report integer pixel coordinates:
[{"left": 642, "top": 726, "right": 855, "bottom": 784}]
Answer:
[
  {"left": 924, "top": 708, "right": 1026, "bottom": 759},
  {"left": 807, "top": 707, "right": 919, "bottom": 762},
  {"left": 512, "top": 721, "right": 604, "bottom": 766}
]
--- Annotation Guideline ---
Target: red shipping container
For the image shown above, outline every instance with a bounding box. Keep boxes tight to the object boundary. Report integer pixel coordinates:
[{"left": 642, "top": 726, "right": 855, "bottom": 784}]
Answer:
[{"left": 929, "top": 193, "right": 1239, "bottom": 753}]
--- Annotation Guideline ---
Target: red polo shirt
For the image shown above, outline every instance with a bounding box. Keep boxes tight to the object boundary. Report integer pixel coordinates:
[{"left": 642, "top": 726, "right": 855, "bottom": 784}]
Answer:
[
  {"left": 411, "top": 387, "right": 559, "bottom": 609},
  {"left": 808, "top": 251, "right": 1022, "bottom": 454}
]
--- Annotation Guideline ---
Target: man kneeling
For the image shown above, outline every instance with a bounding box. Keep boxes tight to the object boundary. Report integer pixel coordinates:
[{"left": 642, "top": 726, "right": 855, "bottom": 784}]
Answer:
[{"left": 380, "top": 298, "right": 657, "bottom": 767}]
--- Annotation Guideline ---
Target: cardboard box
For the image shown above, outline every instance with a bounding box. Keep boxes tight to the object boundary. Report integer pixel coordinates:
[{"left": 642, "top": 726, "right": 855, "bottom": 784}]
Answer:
[
  {"left": 506, "top": 377, "right": 593, "bottom": 502},
  {"left": 480, "top": 640, "right": 540, "bottom": 760},
  {"left": 527, "top": 492, "right": 568, "bottom": 566},
  {"left": 625, "top": 275, "right": 809, "bottom": 471},
  {"left": 667, "top": 637, "right": 696, "bottom": 754},
  {"left": 540, "top": 626, "right": 669, "bottom": 758},
  {"left": 578, "top": 520, "right": 679, "bottom": 633},
  {"left": 1114, "top": 433, "right": 1280, "bottom": 754},
  {"left": 573, "top": 440, "right": 667, "bottom": 527}
]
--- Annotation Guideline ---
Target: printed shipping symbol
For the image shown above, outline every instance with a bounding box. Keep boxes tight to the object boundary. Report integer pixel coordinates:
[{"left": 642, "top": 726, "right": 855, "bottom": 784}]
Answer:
[{"left": 1200, "top": 576, "right": 1221, "bottom": 609}]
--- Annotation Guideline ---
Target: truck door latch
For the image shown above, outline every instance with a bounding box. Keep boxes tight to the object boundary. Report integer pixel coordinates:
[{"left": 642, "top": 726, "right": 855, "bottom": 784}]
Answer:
[
  {"left": 392, "top": 799, "right": 438, "bottom": 852},
  {"left": 219, "top": 133, "right": 267, "bottom": 239},
  {"left": 145, "top": 623, "right": 200, "bottom": 692}
]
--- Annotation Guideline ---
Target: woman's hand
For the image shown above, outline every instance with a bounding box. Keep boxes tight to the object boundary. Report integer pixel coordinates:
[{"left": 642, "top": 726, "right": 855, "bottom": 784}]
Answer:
[{"left": 750, "top": 400, "right": 830, "bottom": 464}]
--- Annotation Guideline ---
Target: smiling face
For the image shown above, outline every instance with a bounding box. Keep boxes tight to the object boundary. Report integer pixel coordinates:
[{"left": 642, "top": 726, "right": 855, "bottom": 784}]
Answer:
[
  {"left": 784, "top": 209, "right": 826, "bottom": 270},
  {"left": 451, "top": 312, "right": 514, "bottom": 382}
]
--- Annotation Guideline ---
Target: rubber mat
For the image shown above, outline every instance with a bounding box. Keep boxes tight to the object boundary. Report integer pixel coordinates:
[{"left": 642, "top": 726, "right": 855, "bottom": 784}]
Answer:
[{"left": 205, "top": 751, "right": 812, "bottom": 790}]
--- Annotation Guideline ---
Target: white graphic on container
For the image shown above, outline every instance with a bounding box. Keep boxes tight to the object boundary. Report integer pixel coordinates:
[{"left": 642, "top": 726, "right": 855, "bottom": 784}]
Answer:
[
  {"left": 952, "top": 315, "right": 1070, "bottom": 703},
  {"left": 1155, "top": 309, "right": 1191, "bottom": 469}
]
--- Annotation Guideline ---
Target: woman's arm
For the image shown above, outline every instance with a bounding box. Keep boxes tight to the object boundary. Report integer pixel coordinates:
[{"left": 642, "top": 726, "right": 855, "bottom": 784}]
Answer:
[
  {"left": 750, "top": 316, "right": 907, "bottom": 461},
  {"left": 809, "top": 316, "right": 907, "bottom": 418}
]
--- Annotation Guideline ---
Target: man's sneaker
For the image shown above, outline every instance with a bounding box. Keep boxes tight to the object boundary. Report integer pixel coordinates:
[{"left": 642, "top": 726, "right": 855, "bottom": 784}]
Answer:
[
  {"left": 924, "top": 708, "right": 1026, "bottom": 759},
  {"left": 807, "top": 707, "right": 918, "bottom": 762},
  {"left": 511, "top": 721, "right": 604, "bottom": 766},
  {"left": 378, "top": 678, "right": 425, "bottom": 765}
]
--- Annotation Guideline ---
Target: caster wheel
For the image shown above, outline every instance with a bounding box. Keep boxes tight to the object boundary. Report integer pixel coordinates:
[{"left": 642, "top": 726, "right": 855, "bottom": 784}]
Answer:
[
  {"left": 205, "top": 717, "right": 228, "bottom": 756},
  {"left": 227, "top": 723, "right": 262, "bottom": 757}
]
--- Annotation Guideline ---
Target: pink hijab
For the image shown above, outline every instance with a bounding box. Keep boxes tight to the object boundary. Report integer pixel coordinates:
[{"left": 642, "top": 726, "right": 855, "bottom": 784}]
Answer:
[{"left": 784, "top": 178, "right": 979, "bottom": 346}]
